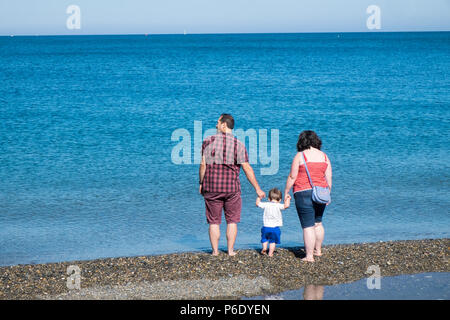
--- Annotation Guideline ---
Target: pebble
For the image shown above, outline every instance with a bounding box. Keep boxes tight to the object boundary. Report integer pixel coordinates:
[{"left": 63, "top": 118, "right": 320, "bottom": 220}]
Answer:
[{"left": 0, "top": 238, "right": 448, "bottom": 300}]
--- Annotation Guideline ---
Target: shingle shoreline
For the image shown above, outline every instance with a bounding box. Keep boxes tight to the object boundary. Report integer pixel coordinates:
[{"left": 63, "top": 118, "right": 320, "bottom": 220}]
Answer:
[{"left": 1, "top": 238, "right": 448, "bottom": 299}]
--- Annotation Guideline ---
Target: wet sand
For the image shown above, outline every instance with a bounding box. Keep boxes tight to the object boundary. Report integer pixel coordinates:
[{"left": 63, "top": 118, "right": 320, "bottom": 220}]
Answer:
[{"left": 0, "top": 238, "right": 448, "bottom": 299}]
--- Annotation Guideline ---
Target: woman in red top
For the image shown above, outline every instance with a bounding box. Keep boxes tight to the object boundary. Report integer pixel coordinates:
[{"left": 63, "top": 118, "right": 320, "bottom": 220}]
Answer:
[{"left": 284, "top": 131, "right": 332, "bottom": 262}]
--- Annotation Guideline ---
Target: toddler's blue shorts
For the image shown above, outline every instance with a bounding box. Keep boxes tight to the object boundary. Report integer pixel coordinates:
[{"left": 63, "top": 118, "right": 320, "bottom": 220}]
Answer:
[{"left": 261, "top": 226, "right": 281, "bottom": 244}]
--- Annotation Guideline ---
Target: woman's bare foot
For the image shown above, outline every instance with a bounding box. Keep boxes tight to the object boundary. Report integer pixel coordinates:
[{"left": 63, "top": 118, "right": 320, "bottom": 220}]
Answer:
[
  {"left": 228, "top": 250, "right": 238, "bottom": 256},
  {"left": 211, "top": 251, "right": 219, "bottom": 256},
  {"left": 301, "top": 257, "right": 315, "bottom": 262},
  {"left": 313, "top": 250, "right": 322, "bottom": 257},
  {"left": 260, "top": 250, "right": 267, "bottom": 255}
]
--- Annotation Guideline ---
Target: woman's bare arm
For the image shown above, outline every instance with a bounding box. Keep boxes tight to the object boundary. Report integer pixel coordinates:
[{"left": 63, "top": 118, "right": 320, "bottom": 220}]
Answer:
[
  {"left": 284, "top": 153, "right": 301, "bottom": 199},
  {"left": 325, "top": 154, "right": 332, "bottom": 190},
  {"left": 283, "top": 197, "right": 290, "bottom": 209}
]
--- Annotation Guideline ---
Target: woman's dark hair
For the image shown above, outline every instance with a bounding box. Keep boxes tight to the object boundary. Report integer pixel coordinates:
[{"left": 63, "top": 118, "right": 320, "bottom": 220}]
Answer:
[{"left": 296, "top": 130, "right": 322, "bottom": 152}]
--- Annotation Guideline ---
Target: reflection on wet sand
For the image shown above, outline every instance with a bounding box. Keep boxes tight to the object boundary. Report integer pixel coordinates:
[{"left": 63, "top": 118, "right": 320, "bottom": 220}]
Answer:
[
  {"left": 303, "top": 284, "right": 324, "bottom": 300},
  {"left": 247, "top": 272, "right": 450, "bottom": 300}
]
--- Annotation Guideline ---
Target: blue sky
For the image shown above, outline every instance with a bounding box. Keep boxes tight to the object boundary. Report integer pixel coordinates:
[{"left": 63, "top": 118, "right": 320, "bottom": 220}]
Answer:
[{"left": 0, "top": 0, "right": 449, "bottom": 35}]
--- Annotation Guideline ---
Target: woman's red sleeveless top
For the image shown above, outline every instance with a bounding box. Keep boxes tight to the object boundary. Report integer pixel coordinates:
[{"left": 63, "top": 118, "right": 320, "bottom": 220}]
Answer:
[{"left": 293, "top": 152, "right": 329, "bottom": 193}]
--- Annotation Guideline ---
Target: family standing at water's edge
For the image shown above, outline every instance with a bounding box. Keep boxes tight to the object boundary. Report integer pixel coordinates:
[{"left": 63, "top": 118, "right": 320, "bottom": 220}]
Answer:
[{"left": 199, "top": 114, "right": 332, "bottom": 261}]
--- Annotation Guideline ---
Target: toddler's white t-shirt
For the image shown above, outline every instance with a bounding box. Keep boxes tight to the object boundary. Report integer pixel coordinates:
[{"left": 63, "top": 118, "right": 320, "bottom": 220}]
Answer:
[{"left": 257, "top": 201, "right": 284, "bottom": 227}]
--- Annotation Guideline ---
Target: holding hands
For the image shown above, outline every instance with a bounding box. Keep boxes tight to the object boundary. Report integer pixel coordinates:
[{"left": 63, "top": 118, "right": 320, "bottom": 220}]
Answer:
[
  {"left": 256, "top": 188, "right": 266, "bottom": 200},
  {"left": 255, "top": 189, "right": 291, "bottom": 209},
  {"left": 284, "top": 192, "right": 291, "bottom": 202},
  {"left": 283, "top": 192, "right": 291, "bottom": 209},
  {"left": 255, "top": 189, "right": 266, "bottom": 207}
]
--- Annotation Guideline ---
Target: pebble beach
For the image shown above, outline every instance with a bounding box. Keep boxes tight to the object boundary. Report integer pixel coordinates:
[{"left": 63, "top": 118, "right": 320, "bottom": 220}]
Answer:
[{"left": 1, "top": 238, "right": 448, "bottom": 300}]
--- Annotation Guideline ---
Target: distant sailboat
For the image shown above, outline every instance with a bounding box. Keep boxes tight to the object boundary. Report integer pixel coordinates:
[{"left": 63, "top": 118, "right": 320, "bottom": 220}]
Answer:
[{"left": 183, "top": 29, "right": 187, "bottom": 35}]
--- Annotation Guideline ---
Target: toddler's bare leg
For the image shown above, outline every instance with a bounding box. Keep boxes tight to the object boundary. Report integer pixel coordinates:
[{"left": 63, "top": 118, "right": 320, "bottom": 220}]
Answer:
[
  {"left": 268, "top": 243, "right": 276, "bottom": 257},
  {"left": 261, "top": 241, "right": 268, "bottom": 255}
]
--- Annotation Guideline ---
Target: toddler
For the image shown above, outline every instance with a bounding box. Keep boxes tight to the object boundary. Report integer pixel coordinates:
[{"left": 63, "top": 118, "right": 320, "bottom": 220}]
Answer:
[{"left": 256, "top": 188, "right": 290, "bottom": 257}]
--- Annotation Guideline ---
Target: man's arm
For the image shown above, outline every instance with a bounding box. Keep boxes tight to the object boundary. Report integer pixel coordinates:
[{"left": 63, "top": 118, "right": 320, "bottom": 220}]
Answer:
[
  {"left": 199, "top": 155, "right": 206, "bottom": 194},
  {"left": 241, "top": 162, "right": 266, "bottom": 199}
]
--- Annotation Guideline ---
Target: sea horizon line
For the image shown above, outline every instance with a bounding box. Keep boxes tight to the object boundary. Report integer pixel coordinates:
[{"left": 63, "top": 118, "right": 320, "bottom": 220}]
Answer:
[{"left": 1, "top": 29, "right": 449, "bottom": 37}]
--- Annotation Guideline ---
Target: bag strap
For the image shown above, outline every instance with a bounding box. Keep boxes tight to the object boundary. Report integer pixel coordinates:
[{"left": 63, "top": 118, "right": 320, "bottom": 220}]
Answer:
[{"left": 301, "top": 152, "right": 315, "bottom": 188}]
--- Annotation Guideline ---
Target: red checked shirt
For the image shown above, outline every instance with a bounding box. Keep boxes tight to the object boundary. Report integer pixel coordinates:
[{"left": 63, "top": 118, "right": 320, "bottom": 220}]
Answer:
[{"left": 201, "top": 132, "right": 249, "bottom": 193}]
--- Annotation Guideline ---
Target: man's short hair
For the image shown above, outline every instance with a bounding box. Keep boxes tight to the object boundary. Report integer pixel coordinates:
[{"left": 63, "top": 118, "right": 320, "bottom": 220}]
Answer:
[{"left": 220, "top": 113, "right": 235, "bottom": 129}]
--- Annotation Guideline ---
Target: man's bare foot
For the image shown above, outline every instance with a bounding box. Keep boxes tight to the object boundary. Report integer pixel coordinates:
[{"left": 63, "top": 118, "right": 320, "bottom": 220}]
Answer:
[
  {"left": 228, "top": 250, "right": 238, "bottom": 256},
  {"left": 260, "top": 250, "right": 267, "bottom": 255},
  {"left": 313, "top": 250, "right": 322, "bottom": 257},
  {"left": 211, "top": 251, "right": 219, "bottom": 256}
]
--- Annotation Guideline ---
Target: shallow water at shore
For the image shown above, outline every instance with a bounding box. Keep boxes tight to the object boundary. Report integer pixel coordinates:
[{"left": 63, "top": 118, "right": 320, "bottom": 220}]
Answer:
[
  {"left": 1, "top": 32, "right": 449, "bottom": 266},
  {"left": 244, "top": 272, "right": 450, "bottom": 300}
]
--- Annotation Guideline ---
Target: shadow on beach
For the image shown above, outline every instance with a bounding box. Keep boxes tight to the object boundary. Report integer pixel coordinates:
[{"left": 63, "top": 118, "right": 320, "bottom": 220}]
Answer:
[
  {"left": 285, "top": 247, "right": 307, "bottom": 259},
  {"left": 249, "top": 246, "right": 307, "bottom": 259}
]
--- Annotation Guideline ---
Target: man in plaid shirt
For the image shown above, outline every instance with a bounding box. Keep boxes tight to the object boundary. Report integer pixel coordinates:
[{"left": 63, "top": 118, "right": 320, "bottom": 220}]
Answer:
[{"left": 199, "top": 114, "right": 266, "bottom": 256}]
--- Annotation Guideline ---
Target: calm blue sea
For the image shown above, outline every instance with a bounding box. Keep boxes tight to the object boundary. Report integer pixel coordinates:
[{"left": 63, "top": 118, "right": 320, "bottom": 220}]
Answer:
[{"left": 0, "top": 32, "right": 449, "bottom": 266}]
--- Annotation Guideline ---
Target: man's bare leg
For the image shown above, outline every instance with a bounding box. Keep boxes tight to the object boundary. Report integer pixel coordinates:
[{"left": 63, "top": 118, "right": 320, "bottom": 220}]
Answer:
[
  {"left": 209, "top": 224, "right": 220, "bottom": 256},
  {"left": 226, "top": 223, "right": 237, "bottom": 256}
]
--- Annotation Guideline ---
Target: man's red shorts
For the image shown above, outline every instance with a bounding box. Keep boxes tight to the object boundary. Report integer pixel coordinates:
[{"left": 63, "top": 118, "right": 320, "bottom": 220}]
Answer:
[{"left": 203, "top": 191, "right": 242, "bottom": 224}]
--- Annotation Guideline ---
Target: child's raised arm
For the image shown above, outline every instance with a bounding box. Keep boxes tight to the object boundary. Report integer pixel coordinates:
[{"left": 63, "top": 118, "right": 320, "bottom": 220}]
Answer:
[
  {"left": 256, "top": 197, "right": 267, "bottom": 209},
  {"left": 256, "top": 196, "right": 261, "bottom": 207}
]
